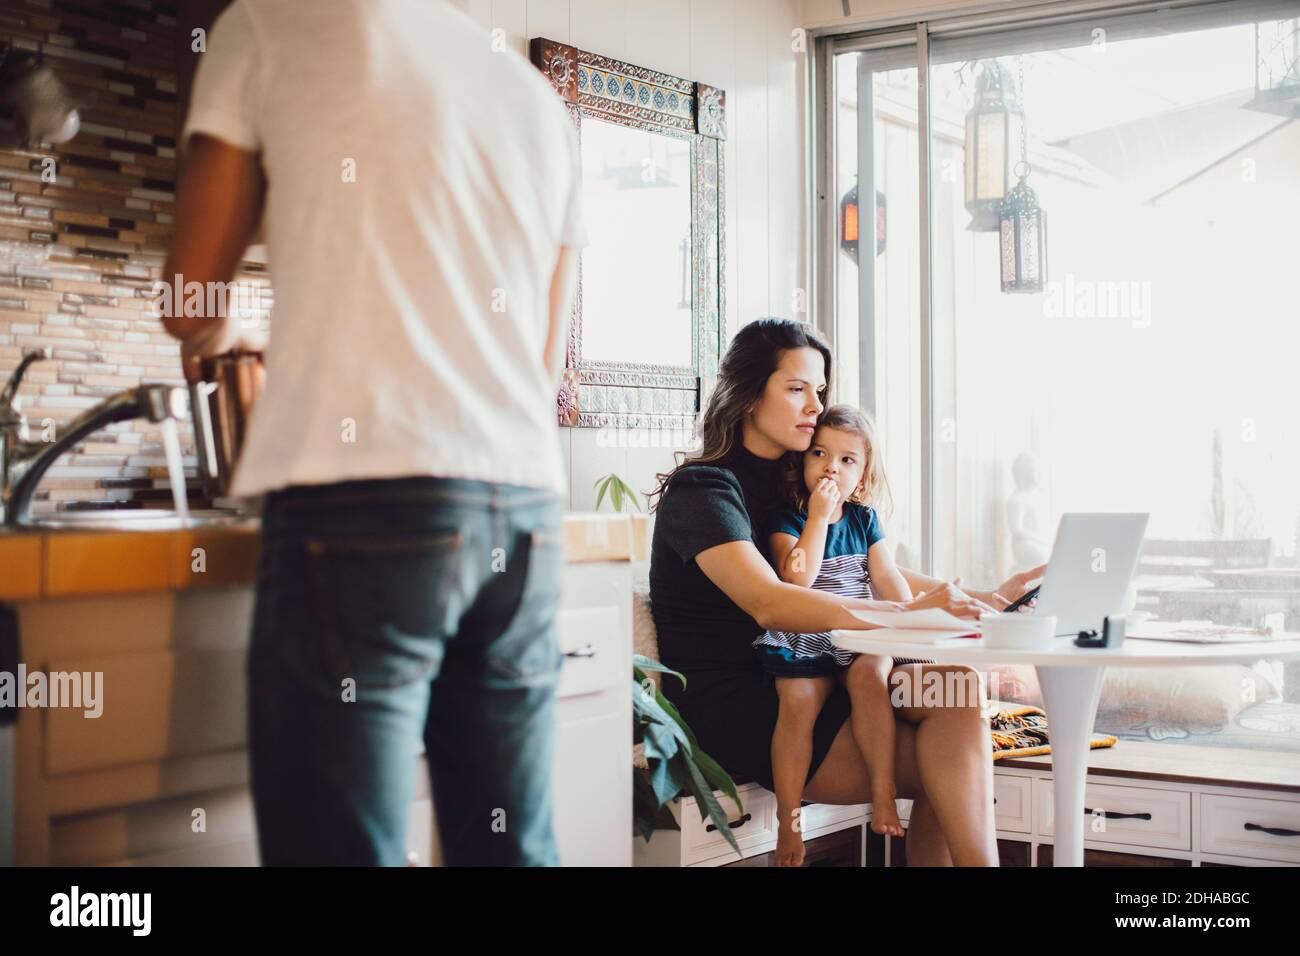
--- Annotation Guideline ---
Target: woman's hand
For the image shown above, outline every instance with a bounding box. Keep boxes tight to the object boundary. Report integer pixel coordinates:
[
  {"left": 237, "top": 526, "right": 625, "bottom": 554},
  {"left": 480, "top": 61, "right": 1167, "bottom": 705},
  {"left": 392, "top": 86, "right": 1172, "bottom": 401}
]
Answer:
[
  {"left": 978, "top": 565, "right": 1046, "bottom": 611},
  {"left": 806, "top": 477, "right": 840, "bottom": 523},
  {"left": 905, "top": 580, "right": 995, "bottom": 619}
]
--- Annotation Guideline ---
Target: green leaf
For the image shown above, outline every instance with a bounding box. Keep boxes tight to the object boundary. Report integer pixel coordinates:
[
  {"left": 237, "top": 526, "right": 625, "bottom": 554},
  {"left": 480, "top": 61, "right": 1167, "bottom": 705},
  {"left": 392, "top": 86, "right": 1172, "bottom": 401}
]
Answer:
[
  {"left": 680, "top": 753, "right": 742, "bottom": 856},
  {"left": 644, "top": 719, "right": 681, "bottom": 762},
  {"left": 635, "top": 688, "right": 693, "bottom": 754},
  {"left": 594, "top": 476, "right": 609, "bottom": 511},
  {"left": 616, "top": 477, "right": 642, "bottom": 512},
  {"left": 643, "top": 725, "right": 684, "bottom": 806},
  {"left": 648, "top": 752, "right": 680, "bottom": 806},
  {"left": 652, "top": 688, "right": 697, "bottom": 750},
  {"left": 634, "top": 656, "right": 686, "bottom": 691},
  {"left": 690, "top": 747, "right": 742, "bottom": 809}
]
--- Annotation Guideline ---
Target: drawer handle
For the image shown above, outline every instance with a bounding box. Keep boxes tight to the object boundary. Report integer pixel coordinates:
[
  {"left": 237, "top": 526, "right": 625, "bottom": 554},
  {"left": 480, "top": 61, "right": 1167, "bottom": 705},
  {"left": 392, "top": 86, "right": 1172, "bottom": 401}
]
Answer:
[
  {"left": 706, "top": 813, "right": 751, "bottom": 833},
  {"left": 565, "top": 644, "right": 597, "bottom": 658},
  {"left": 1083, "top": 807, "right": 1151, "bottom": 821},
  {"left": 1244, "top": 822, "right": 1300, "bottom": 837}
]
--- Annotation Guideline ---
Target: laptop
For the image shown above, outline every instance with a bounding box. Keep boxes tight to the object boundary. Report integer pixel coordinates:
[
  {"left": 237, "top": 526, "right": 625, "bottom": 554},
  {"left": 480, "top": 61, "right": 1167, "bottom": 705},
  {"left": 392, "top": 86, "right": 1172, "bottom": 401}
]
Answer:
[{"left": 1031, "top": 513, "right": 1150, "bottom": 636}]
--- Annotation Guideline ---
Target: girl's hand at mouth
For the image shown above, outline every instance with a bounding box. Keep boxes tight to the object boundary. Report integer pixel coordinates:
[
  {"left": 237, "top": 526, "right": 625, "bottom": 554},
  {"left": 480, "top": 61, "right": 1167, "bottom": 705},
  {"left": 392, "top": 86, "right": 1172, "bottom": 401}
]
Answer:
[{"left": 807, "top": 477, "right": 840, "bottom": 522}]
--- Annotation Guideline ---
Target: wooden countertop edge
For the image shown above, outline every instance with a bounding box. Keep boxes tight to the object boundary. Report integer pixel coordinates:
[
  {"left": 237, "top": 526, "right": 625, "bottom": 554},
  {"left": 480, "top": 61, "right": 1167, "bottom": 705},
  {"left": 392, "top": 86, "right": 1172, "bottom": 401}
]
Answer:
[{"left": 0, "top": 513, "right": 649, "bottom": 599}]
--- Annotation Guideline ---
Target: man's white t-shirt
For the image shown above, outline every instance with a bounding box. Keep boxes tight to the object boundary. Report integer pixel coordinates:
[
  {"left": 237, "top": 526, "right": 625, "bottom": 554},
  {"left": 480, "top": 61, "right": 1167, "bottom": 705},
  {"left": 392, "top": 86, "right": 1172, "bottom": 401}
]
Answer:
[{"left": 182, "top": 0, "right": 585, "bottom": 498}]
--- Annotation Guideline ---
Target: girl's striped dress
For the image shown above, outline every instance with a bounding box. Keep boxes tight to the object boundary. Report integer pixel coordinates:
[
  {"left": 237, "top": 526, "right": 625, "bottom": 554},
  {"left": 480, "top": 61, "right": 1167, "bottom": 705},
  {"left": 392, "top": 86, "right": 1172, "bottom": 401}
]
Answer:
[{"left": 753, "top": 501, "right": 930, "bottom": 667}]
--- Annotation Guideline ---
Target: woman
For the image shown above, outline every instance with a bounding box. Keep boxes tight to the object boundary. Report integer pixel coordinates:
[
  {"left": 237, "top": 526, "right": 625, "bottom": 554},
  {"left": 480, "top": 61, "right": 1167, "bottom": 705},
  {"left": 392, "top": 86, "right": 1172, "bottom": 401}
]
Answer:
[{"left": 647, "top": 318, "right": 1042, "bottom": 866}]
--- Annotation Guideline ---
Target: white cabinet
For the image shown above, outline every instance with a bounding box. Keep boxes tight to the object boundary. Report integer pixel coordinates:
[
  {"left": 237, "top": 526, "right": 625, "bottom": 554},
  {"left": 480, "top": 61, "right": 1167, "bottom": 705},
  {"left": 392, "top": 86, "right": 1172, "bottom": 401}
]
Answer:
[
  {"left": 551, "top": 560, "right": 633, "bottom": 865},
  {"left": 553, "top": 711, "right": 629, "bottom": 865},
  {"left": 987, "top": 762, "right": 1300, "bottom": 866},
  {"left": 15, "top": 548, "right": 636, "bottom": 867},
  {"left": 633, "top": 782, "right": 872, "bottom": 867}
]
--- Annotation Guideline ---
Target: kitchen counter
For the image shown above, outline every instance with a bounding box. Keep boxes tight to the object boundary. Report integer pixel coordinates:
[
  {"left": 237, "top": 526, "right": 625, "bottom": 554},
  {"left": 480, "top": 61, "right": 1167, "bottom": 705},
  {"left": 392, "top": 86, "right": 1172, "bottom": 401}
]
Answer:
[
  {"left": 5, "top": 509, "right": 645, "bottom": 867},
  {"left": 0, "top": 511, "right": 650, "bottom": 601}
]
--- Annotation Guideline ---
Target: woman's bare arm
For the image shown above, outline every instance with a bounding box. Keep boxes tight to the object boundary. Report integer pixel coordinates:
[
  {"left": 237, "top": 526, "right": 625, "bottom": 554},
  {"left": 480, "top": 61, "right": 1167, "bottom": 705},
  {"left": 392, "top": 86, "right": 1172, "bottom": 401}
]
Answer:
[{"left": 694, "top": 540, "right": 987, "bottom": 632}]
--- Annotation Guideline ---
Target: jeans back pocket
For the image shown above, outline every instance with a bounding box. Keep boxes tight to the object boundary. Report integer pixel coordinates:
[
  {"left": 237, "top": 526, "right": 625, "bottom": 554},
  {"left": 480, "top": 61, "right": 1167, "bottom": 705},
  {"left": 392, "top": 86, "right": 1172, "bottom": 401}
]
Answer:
[
  {"left": 305, "top": 530, "right": 468, "bottom": 691},
  {"left": 484, "top": 528, "right": 566, "bottom": 684}
]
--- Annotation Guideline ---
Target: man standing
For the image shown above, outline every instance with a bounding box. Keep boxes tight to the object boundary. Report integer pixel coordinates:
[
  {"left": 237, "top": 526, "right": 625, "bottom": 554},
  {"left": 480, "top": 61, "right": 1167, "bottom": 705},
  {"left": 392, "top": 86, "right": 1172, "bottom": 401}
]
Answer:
[{"left": 161, "top": 0, "right": 585, "bottom": 865}]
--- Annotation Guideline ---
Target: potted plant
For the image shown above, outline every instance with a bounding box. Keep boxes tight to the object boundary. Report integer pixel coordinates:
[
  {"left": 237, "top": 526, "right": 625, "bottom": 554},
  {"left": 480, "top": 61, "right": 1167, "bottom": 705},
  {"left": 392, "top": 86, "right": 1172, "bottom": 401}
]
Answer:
[
  {"left": 633, "top": 654, "right": 744, "bottom": 854},
  {"left": 594, "top": 472, "right": 643, "bottom": 513}
]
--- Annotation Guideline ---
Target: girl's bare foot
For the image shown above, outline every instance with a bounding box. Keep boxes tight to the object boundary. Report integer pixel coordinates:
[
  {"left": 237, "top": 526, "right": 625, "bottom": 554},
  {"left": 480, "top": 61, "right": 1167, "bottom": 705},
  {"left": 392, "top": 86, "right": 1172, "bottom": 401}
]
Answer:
[
  {"left": 774, "top": 809, "right": 806, "bottom": 866},
  {"left": 871, "top": 786, "right": 904, "bottom": 837}
]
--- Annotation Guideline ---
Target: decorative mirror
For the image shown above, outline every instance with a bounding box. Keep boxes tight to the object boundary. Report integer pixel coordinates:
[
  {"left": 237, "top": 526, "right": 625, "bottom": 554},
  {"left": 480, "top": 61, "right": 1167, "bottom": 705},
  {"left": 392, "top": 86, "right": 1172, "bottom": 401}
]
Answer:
[{"left": 530, "top": 38, "right": 726, "bottom": 429}]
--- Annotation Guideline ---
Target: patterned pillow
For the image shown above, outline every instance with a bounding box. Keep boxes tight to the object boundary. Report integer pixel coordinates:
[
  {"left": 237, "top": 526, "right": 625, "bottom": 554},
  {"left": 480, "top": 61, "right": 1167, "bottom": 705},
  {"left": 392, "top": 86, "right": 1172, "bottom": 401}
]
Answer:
[{"left": 980, "top": 662, "right": 1282, "bottom": 734}]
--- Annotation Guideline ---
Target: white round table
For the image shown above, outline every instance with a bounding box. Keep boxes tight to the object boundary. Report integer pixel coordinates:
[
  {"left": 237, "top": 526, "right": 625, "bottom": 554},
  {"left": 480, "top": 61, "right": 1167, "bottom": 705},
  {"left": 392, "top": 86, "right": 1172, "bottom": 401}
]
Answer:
[{"left": 829, "top": 629, "right": 1300, "bottom": 867}]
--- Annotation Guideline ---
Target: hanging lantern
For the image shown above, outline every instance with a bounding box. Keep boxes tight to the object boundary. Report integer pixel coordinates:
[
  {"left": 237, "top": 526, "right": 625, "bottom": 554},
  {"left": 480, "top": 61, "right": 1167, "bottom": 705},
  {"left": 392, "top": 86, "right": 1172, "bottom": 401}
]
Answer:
[
  {"left": 999, "top": 166, "right": 1047, "bottom": 293},
  {"left": 839, "top": 182, "right": 858, "bottom": 259},
  {"left": 838, "top": 182, "right": 887, "bottom": 261},
  {"left": 964, "top": 60, "right": 1024, "bottom": 232},
  {"left": 1246, "top": 18, "right": 1300, "bottom": 117}
]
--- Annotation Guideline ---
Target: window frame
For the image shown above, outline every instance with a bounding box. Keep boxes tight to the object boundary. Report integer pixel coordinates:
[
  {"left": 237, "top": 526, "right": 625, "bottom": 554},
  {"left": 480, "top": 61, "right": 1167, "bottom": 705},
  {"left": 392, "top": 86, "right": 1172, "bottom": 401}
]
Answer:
[{"left": 810, "top": 0, "right": 1300, "bottom": 573}]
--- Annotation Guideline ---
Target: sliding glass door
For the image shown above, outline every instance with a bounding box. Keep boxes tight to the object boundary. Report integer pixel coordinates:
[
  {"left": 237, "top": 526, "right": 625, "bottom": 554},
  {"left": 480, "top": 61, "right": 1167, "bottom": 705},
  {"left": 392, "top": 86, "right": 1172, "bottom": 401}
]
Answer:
[
  {"left": 825, "top": 2, "right": 1300, "bottom": 630},
  {"left": 926, "top": 5, "right": 1300, "bottom": 613}
]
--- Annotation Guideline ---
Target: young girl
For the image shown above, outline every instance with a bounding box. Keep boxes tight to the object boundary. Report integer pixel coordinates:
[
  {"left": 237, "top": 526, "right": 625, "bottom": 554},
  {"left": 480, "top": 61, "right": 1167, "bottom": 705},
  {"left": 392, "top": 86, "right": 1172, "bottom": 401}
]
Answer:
[{"left": 753, "top": 404, "right": 920, "bottom": 867}]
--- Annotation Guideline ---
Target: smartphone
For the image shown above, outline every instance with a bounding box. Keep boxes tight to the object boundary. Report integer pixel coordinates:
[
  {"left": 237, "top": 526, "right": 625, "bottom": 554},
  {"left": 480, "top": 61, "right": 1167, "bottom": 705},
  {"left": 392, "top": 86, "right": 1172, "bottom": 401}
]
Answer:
[{"left": 1001, "top": 584, "right": 1041, "bottom": 614}]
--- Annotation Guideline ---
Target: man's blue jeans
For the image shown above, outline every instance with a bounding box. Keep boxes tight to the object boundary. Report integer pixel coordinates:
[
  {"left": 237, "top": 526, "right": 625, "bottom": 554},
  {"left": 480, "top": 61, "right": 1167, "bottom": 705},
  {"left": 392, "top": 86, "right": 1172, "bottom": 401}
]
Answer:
[{"left": 247, "top": 475, "right": 565, "bottom": 866}]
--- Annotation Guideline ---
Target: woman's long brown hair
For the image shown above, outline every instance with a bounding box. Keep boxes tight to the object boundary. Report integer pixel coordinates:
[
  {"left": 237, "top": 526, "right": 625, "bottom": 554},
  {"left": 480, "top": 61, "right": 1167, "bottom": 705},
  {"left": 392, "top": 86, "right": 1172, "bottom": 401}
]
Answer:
[{"left": 646, "top": 318, "right": 832, "bottom": 513}]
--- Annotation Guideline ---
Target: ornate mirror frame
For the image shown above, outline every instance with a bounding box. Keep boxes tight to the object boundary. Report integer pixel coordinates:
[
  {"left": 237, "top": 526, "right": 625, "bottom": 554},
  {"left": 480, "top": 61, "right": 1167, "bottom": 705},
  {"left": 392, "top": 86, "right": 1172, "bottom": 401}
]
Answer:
[{"left": 530, "top": 38, "right": 726, "bottom": 429}]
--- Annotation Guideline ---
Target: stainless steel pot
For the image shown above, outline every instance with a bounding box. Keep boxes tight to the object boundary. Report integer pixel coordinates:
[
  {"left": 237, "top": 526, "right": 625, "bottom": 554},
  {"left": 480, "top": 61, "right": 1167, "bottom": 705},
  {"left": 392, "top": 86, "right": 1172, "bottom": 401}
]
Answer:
[{"left": 188, "top": 350, "right": 264, "bottom": 500}]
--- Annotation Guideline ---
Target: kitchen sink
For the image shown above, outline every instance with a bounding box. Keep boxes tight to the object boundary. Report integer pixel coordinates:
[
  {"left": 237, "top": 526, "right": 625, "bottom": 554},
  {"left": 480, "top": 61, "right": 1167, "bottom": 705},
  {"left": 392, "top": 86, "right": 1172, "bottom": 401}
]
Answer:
[{"left": 22, "top": 508, "right": 256, "bottom": 532}]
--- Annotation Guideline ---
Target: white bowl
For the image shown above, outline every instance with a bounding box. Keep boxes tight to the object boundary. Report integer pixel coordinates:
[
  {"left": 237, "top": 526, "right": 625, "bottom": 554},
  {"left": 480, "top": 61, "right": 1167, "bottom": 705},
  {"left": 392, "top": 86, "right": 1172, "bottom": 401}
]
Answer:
[{"left": 980, "top": 613, "right": 1058, "bottom": 649}]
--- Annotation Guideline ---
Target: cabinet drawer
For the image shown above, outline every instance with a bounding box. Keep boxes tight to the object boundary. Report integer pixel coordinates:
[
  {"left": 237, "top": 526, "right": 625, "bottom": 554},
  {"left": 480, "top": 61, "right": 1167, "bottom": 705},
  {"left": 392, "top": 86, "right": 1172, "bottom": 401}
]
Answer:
[
  {"left": 555, "top": 606, "right": 623, "bottom": 700},
  {"left": 676, "top": 784, "right": 777, "bottom": 865},
  {"left": 1201, "top": 794, "right": 1300, "bottom": 864},
  {"left": 44, "top": 648, "right": 246, "bottom": 775},
  {"left": 51, "top": 786, "right": 255, "bottom": 866},
  {"left": 1037, "top": 779, "right": 1190, "bottom": 851},
  {"left": 801, "top": 800, "right": 869, "bottom": 834},
  {"left": 994, "top": 774, "right": 1032, "bottom": 834}
]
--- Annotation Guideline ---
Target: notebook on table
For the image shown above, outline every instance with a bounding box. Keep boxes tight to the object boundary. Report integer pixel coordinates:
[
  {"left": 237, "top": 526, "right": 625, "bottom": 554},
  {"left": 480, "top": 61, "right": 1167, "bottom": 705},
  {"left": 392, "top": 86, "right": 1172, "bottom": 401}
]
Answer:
[{"left": 842, "top": 607, "right": 981, "bottom": 645}]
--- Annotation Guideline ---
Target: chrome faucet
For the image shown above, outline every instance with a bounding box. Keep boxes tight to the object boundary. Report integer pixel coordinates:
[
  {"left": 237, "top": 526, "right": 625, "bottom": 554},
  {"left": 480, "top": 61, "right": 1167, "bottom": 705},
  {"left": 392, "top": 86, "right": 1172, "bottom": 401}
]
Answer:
[{"left": 1, "top": 348, "right": 188, "bottom": 526}]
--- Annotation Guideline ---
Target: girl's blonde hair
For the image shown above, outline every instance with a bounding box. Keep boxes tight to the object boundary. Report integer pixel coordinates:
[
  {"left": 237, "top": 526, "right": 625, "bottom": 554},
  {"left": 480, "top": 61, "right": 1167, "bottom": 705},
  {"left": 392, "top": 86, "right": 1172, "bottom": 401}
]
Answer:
[{"left": 782, "top": 404, "right": 893, "bottom": 517}]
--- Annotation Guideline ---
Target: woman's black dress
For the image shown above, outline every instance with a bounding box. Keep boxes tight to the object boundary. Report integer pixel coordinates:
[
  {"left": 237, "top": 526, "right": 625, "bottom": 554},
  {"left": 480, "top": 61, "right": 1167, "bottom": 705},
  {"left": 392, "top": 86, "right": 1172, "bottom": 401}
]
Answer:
[{"left": 648, "top": 443, "right": 853, "bottom": 792}]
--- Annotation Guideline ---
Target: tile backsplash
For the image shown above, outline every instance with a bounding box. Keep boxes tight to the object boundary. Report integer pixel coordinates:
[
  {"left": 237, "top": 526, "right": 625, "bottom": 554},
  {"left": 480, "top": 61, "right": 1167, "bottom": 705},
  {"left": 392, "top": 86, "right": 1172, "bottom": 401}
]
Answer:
[{"left": 0, "top": 0, "right": 267, "bottom": 515}]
